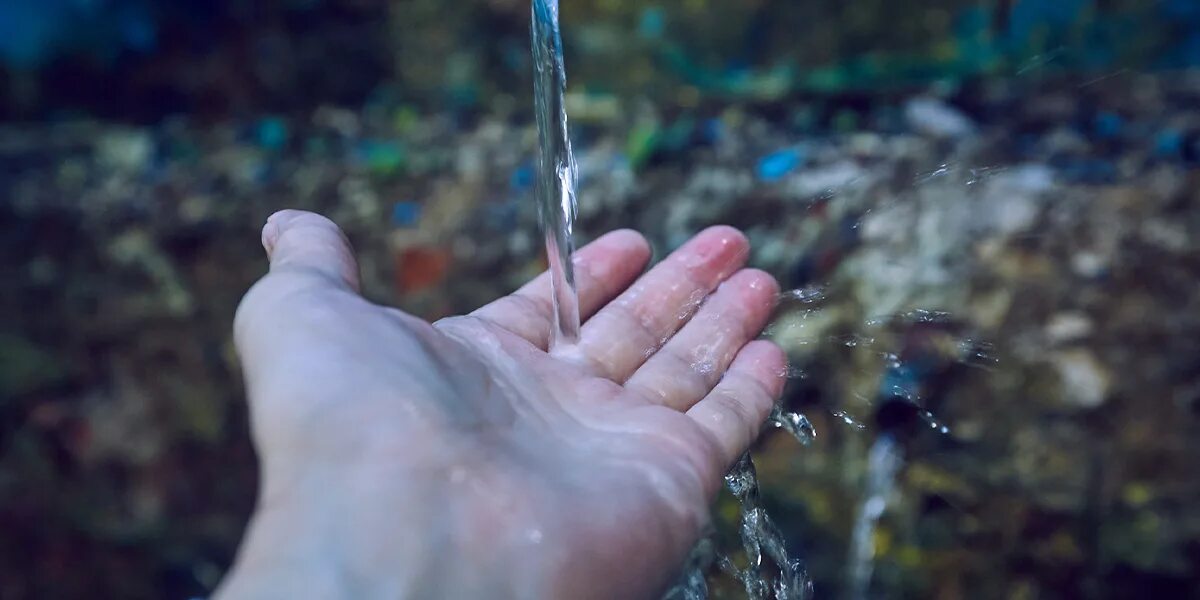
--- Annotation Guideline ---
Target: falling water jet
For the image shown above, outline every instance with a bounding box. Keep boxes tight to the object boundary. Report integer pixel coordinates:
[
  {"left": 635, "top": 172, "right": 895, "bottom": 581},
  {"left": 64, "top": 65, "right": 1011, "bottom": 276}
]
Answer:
[
  {"left": 846, "top": 434, "right": 904, "bottom": 600},
  {"left": 531, "top": 0, "right": 581, "bottom": 349},
  {"left": 531, "top": 3, "right": 810, "bottom": 596}
]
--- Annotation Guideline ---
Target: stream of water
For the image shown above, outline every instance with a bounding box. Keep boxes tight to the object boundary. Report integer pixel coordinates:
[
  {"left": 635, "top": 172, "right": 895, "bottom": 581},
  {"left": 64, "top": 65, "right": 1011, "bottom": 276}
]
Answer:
[
  {"left": 531, "top": 0, "right": 581, "bottom": 349},
  {"left": 531, "top": 2, "right": 811, "bottom": 596},
  {"left": 846, "top": 434, "right": 904, "bottom": 600}
]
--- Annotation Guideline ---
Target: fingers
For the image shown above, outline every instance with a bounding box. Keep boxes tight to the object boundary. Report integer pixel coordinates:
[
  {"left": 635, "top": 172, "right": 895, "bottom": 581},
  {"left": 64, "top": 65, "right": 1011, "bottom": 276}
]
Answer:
[
  {"left": 262, "top": 209, "right": 361, "bottom": 292},
  {"left": 235, "top": 210, "right": 362, "bottom": 356},
  {"left": 469, "top": 229, "right": 651, "bottom": 348},
  {"left": 624, "top": 269, "right": 778, "bottom": 411},
  {"left": 686, "top": 340, "right": 787, "bottom": 469},
  {"left": 569, "top": 226, "right": 749, "bottom": 382}
]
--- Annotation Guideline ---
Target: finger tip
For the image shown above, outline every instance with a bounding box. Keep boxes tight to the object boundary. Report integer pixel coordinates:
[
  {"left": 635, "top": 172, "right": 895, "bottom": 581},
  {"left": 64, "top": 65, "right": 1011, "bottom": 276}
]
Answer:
[
  {"left": 266, "top": 208, "right": 303, "bottom": 228},
  {"left": 605, "top": 228, "right": 652, "bottom": 260},
  {"left": 261, "top": 221, "right": 280, "bottom": 257},
  {"left": 700, "top": 225, "right": 748, "bottom": 250},
  {"left": 742, "top": 339, "right": 788, "bottom": 396},
  {"left": 259, "top": 210, "right": 362, "bottom": 291},
  {"left": 735, "top": 268, "right": 781, "bottom": 298},
  {"left": 678, "top": 226, "right": 750, "bottom": 272},
  {"left": 262, "top": 209, "right": 306, "bottom": 256}
]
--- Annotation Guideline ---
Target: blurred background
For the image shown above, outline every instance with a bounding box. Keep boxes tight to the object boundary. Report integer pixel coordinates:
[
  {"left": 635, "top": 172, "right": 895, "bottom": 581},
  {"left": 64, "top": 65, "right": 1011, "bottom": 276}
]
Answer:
[{"left": 2, "top": 0, "right": 1200, "bottom": 598}]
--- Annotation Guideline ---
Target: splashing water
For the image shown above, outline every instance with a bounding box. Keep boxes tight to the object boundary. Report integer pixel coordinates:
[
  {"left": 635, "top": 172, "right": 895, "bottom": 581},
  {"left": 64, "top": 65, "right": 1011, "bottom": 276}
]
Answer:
[
  {"left": 531, "top": 4, "right": 809, "bottom": 595},
  {"left": 663, "top": 534, "right": 719, "bottom": 600},
  {"left": 846, "top": 434, "right": 904, "bottom": 600},
  {"left": 664, "top": 416, "right": 816, "bottom": 599},
  {"left": 664, "top": 410, "right": 815, "bottom": 599},
  {"left": 531, "top": 0, "right": 580, "bottom": 349},
  {"left": 722, "top": 454, "right": 815, "bottom": 600},
  {"left": 769, "top": 405, "right": 817, "bottom": 446},
  {"left": 832, "top": 409, "right": 868, "bottom": 431}
]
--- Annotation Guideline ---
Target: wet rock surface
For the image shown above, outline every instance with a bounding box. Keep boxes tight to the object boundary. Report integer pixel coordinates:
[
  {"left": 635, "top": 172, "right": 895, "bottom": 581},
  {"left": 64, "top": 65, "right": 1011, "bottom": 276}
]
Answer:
[{"left": 3, "top": 74, "right": 1200, "bottom": 598}]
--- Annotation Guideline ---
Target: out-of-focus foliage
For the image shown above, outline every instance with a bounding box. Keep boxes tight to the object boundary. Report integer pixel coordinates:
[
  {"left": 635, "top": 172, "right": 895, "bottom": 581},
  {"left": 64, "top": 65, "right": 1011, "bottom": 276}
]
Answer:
[
  {"left": 2, "top": 0, "right": 1198, "bottom": 118},
  {"left": 4, "top": 1, "right": 1200, "bottom": 599}
]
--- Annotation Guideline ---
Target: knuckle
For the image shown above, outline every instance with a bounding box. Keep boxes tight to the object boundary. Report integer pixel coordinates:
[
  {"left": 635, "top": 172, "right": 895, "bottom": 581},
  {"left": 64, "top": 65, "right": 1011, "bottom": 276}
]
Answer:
[
  {"left": 708, "top": 391, "right": 752, "bottom": 429},
  {"left": 609, "top": 301, "right": 661, "bottom": 348},
  {"left": 511, "top": 292, "right": 555, "bottom": 322}
]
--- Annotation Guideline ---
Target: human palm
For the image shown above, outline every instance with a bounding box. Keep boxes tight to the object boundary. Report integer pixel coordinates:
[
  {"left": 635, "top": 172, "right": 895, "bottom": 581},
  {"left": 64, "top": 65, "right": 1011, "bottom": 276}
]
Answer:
[{"left": 220, "top": 210, "right": 785, "bottom": 599}]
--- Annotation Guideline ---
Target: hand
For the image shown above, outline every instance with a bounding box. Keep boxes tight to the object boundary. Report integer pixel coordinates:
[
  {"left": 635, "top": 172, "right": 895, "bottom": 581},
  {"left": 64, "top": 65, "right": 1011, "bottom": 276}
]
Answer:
[{"left": 217, "top": 210, "right": 785, "bottom": 599}]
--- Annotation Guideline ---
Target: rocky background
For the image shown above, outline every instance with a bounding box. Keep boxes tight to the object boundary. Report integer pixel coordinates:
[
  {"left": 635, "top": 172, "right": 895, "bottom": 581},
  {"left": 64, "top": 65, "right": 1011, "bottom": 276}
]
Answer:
[{"left": 2, "top": 1, "right": 1200, "bottom": 598}]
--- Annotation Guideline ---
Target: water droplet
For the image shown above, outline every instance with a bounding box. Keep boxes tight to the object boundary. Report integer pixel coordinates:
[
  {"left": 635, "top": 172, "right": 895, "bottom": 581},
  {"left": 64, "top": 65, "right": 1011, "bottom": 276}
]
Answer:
[
  {"left": 964, "top": 165, "right": 1004, "bottom": 186},
  {"left": 879, "top": 352, "right": 903, "bottom": 370},
  {"left": 778, "top": 365, "right": 808, "bottom": 380},
  {"left": 916, "top": 163, "right": 953, "bottom": 184},
  {"left": 778, "top": 285, "right": 826, "bottom": 304},
  {"left": 863, "top": 316, "right": 890, "bottom": 328},
  {"left": 834, "top": 334, "right": 876, "bottom": 348},
  {"left": 889, "top": 384, "right": 919, "bottom": 403},
  {"left": 902, "top": 308, "right": 953, "bottom": 324},
  {"left": 957, "top": 338, "right": 999, "bottom": 369},
  {"left": 831, "top": 409, "right": 867, "bottom": 430},
  {"left": 1016, "top": 46, "right": 1065, "bottom": 75},
  {"left": 769, "top": 405, "right": 816, "bottom": 445},
  {"left": 918, "top": 410, "right": 951, "bottom": 435}
]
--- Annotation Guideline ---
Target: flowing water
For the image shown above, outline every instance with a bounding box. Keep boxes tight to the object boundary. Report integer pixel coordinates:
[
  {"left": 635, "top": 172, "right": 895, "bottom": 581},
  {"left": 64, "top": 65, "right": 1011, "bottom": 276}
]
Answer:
[
  {"left": 665, "top": 449, "right": 814, "bottom": 600},
  {"left": 530, "top": 2, "right": 810, "bottom": 596},
  {"left": 846, "top": 434, "right": 904, "bottom": 600},
  {"left": 531, "top": 0, "right": 581, "bottom": 349},
  {"left": 721, "top": 454, "right": 814, "bottom": 600}
]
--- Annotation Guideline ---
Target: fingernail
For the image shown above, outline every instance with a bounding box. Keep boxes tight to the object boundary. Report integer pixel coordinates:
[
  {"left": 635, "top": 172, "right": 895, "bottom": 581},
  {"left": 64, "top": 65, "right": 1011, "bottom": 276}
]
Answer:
[
  {"left": 261, "top": 220, "right": 279, "bottom": 256},
  {"left": 680, "top": 231, "right": 747, "bottom": 270},
  {"left": 262, "top": 210, "right": 298, "bottom": 257}
]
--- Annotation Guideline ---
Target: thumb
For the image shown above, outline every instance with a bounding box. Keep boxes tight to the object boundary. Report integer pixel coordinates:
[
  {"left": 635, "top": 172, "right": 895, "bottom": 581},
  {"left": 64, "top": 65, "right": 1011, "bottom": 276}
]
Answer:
[
  {"left": 233, "top": 209, "right": 362, "bottom": 377},
  {"left": 262, "top": 209, "right": 361, "bottom": 292}
]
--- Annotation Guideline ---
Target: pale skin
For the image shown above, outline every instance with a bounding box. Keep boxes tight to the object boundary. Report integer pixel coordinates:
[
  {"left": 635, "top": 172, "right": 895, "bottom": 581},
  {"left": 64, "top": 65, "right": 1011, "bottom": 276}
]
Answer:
[{"left": 218, "top": 209, "right": 786, "bottom": 599}]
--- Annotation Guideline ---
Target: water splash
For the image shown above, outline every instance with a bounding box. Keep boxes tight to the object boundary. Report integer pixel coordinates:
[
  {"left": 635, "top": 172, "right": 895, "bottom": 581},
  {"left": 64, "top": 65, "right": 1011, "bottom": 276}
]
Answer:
[
  {"left": 831, "top": 409, "right": 868, "bottom": 431},
  {"left": 833, "top": 334, "right": 876, "bottom": 348},
  {"left": 531, "top": 0, "right": 580, "bottom": 349},
  {"left": 769, "top": 405, "right": 816, "bottom": 446},
  {"left": 914, "top": 163, "right": 1007, "bottom": 187},
  {"left": 1078, "top": 68, "right": 1130, "bottom": 88},
  {"left": 914, "top": 163, "right": 953, "bottom": 184},
  {"left": 918, "top": 410, "right": 951, "bottom": 435},
  {"left": 722, "top": 454, "right": 814, "bottom": 600},
  {"left": 957, "top": 338, "right": 999, "bottom": 370},
  {"left": 846, "top": 434, "right": 904, "bottom": 600},
  {"left": 778, "top": 365, "right": 809, "bottom": 380},
  {"left": 663, "top": 535, "right": 719, "bottom": 600},
  {"left": 664, "top": 407, "right": 814, "bottom": 599},
  {"left": 666, "top": 454, "right": 813, "bottom": 600},
  {"left": 1016, "top": 46, "right": 1065, "bottom": 75},
  {"left": 778, "top": 285, "right": 827, "bottom": 305}
]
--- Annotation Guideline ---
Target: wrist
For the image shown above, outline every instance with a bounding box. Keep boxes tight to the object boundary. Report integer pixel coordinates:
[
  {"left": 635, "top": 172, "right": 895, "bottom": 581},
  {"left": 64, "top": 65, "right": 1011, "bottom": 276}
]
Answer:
[
  {"left": 217, "top": 461, "right": 450, "bottom": 598},
  {"left": 216, "top": 451, "right": 560, "bottom": 599}
]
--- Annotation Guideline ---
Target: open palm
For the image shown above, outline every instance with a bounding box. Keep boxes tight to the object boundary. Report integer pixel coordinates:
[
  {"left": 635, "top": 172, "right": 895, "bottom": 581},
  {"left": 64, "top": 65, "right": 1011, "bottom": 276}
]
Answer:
[{"left": 222, "top": 210, "right": 785, "bottom": 599}]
